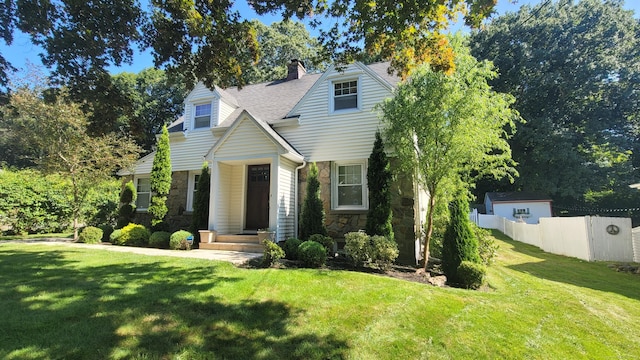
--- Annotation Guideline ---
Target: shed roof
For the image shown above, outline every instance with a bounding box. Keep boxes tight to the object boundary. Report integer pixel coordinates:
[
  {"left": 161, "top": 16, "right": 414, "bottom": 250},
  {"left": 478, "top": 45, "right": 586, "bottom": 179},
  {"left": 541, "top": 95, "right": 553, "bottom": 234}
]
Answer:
[{"left": 486, "top": 192, "right": 552, "bottom": 203}]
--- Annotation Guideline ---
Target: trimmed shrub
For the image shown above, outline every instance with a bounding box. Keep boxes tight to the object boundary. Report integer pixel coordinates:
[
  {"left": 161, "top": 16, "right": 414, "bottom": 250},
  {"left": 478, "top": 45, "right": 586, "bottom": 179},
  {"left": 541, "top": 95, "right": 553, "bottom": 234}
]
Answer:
[
  {"left": 473, "top": 224, "right": 499, "bottom": 266},
  {"left": 299, "top": 162, "right": 327, "bottom": 239},
  {"left": 344, "top": 231, "right": 371, "bottom": 267},
  {"left": 282, "top": 238, "right": 303, "bottom": 260},
  {"left": 370, "top": 235, "right": 399, "bottom": 270},
  {"left": 457, "top": 261, "right": 487, "bottom": 289},
  {"left": 170, "top": 230, "right": 193, "bottom": 250},
  {"left": 149, "top": 231, "right": 171, "bottom": 249},
  {"left": 442, "top": 196, "right": 480, "bottom": 283},
  {"left": 309, "top": 234, "right": 335, "bottom": 255},
  {"left": 98, "top": 224, "right": 114, "bottom": 242},
  {"left": 262, "top": 240, "right": 285, "bottom": 267},
  {"left": 149, "top": 125, "right": 172, "bottom": 227},
  {"left": 151, "top": 220, "right": 171, "bottom": 233},
  {"left": 78, "top": 226, "right": 103, "bottom": 244},
  {"left": 366, "top": 131, "right": 394, "bottom": 241},
  {"left": 117, "top": 223, "right": 150, "bottom": 246},
  {"left": 109, "top": 228, "right": 122, "bottom": 243},
  {"left": 190, "top": 163, "right": 210, "bottom": 249},
  {"left": 298, "top": 241, "right": 326, "bottom": 268},
  {"left": 117, "top": 180, "right": 136, "bottom": 229}
]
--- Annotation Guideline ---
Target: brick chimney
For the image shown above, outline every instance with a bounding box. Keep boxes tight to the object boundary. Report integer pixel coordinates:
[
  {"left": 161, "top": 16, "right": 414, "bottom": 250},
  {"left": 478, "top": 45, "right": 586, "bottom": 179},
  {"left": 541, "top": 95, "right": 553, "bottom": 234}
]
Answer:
[{"left": 286, "top": 59, "right": 306, "bottom": 81}]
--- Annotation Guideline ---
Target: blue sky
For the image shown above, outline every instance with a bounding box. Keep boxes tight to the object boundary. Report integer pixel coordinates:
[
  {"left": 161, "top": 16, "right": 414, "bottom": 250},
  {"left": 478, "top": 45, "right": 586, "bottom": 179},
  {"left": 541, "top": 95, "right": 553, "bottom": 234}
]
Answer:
[{"left": 1, "top": 0, "right": 639, "bottom": 75}]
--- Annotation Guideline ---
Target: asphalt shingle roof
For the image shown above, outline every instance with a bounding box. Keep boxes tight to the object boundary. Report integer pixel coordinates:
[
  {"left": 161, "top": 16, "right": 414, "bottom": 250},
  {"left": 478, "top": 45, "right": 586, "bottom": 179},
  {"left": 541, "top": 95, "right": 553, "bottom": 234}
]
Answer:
[{"left": 486, "top": 192, "right": 552, "bottom": 202}]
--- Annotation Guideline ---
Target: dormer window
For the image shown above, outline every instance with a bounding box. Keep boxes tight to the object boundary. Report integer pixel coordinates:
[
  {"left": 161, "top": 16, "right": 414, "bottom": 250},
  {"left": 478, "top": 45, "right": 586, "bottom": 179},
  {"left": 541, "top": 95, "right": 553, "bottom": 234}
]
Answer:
[
  {"left": 194, "top": 103, "right": 212, "bottom": 129},
  {"left": 333, "top": 80, "right": 358, "bottom": 111}
]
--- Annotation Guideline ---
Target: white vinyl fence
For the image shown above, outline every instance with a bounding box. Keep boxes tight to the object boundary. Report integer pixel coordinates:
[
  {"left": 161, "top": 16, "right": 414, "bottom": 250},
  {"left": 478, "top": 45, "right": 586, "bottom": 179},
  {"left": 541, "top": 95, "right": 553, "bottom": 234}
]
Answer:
[{"left": 476, "top": 215, "right": 638, "bottom": 263}]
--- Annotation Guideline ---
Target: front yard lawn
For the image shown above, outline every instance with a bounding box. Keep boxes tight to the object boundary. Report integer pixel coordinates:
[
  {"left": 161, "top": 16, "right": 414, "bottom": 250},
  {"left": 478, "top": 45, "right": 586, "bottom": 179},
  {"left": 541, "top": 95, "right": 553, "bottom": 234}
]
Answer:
[{"left": 1, "top": 232, "right": 639, "bottom": 359}]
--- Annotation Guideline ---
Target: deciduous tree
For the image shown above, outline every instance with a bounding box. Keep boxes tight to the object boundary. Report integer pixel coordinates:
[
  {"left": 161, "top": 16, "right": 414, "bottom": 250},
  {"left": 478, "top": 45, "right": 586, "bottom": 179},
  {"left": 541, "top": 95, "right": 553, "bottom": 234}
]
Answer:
[{"left": 380, "top": 36, "right": 519, "bottom": 269}]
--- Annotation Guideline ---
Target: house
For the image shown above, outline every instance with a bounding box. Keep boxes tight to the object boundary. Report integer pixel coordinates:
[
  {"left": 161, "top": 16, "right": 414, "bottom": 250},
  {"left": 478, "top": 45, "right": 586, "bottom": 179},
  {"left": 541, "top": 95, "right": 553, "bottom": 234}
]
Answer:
[
  {"left": 121, "top": 60, "right": 427, "bottom": 264},
  {"left": 484, "top": 192, "right": 553, "bottom": 224}
]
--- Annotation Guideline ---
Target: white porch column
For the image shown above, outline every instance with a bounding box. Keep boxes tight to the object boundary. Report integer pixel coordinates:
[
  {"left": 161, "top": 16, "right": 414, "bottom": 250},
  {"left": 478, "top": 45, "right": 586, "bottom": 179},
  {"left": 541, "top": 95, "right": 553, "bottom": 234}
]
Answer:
[{"left": 208, "top": 159, "right": 219, "bottom": 230}]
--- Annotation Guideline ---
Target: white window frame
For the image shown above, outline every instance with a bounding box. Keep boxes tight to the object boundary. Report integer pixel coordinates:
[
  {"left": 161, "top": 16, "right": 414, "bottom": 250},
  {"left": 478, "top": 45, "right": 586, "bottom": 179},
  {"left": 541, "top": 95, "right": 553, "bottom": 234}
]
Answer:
[
  {"left": 330, "top": 77, "right": 361, "bottom": 113},
  {"left": 331, "top": 160, "right": 368, "bottom": 210},
  {"left": 186, "top": 171, "right": 202, "bottom": 212},
  {"left": 135, "top": 177, "right": 151, "bottom": 211},
  {"left": 192, "top": 101, "right": 213, "bottom": 130}
]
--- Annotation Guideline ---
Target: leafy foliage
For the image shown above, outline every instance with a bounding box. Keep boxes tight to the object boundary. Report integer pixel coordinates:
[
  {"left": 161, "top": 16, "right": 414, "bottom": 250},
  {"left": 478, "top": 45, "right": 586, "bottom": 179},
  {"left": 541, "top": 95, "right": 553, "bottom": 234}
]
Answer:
[
  {"left": 298, "top": 241, "right": 326, "bottom": 268},
  {"left": 442, "top": 196, "right": 480, "bottom": 284},
  {"left": 117, "top": 180, "right": 137, "bottom": 229},
  {"left": 0, "top": 81, "right": 140, "bottom": 239},
  {"left": 117, "top": 223, "right": 150, "bottom": 247},
  {"left": 344, "top": 231, "right": 370, "bottom": 267},
  {"left": 456, "top": 261, "right": 486, "bottom": 290},
  {"left": 282, "top": 238, "right": 303, "bottom": 260},
  {"left": 190, "top": 162, "right": 210, "bottom": 248},
  {"left": 262, "top": 240, "right": 285, "bottom": 267},
  {"left": 472, "top": 224, "right": 498, "bottom": 266},
  {"left": 299, "top": 163, "right": 327, "bottom": 240},
  {"left": 149, "top": 125, "right": 172, "bottom": 228},
  {"left": 308, "top": 234, "right": 334, "bottom": 256},
  {"left": 365, "top": 131, "right": 394, "bottom": 241},
  {"left": 344, "top": 231, "right": 398, "bottom": 269},
  {"left": 381, "top": 35, "right": 519, "bottom": 269},
  {"left": 109, "top": 229, "right": 123, "bottom": 244},
  {"left": 369, "top": 235, "right": 399, "bottom": 271},
  {"left": 78, "top": 226, "right": 103, "bottom": 244},
  {"left": 149, "top": 231, "right": 171, "bottom": 249},
  {"left": 470, "top": 0, "right": 640, "bottom": 204},
  {"left": 169, "top": 230, "right": 193, "bottom": 250}
]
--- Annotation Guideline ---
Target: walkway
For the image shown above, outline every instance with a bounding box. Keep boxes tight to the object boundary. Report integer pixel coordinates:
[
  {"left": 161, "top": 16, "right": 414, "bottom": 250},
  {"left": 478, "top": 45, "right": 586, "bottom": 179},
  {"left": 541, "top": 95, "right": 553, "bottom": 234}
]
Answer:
[{"left": 2, "top": 239, "right": 262, "bottom": 265}]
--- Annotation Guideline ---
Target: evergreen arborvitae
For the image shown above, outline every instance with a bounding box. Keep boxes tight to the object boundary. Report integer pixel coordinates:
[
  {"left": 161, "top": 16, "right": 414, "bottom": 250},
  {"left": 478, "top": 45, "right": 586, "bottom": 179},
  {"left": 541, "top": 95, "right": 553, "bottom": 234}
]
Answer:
[
  {"left": 442, "top": 195, "right": 481, "bottom": 283},
  {"left": 366, "top": 131, "right": 394, "bottom": 241},
  {"left": 148, "top": 125, "right": 172, "bottom": 228},
  {"left": 116, "top": 180, "right": 137, "bottom": 229},
  {"left": 190, "top": 162, "right": 210, "bottom": 248},
  {"left": 300, "top": 162, "right": 327, "bottom": 240}
]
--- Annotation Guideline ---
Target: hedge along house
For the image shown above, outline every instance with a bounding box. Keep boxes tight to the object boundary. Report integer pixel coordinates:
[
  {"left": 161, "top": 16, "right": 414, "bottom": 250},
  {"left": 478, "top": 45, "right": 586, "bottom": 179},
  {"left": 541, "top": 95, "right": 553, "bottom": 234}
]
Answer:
[{"left": 120, "top": 60, "right": 428, "bottom": 264}]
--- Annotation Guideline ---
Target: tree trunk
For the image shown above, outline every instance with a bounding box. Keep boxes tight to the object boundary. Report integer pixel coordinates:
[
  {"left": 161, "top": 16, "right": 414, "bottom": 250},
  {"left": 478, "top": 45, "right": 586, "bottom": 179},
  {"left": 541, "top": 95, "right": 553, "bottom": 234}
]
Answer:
[{"left": 422, "top": 190, "right": 437, "bottom": 271}]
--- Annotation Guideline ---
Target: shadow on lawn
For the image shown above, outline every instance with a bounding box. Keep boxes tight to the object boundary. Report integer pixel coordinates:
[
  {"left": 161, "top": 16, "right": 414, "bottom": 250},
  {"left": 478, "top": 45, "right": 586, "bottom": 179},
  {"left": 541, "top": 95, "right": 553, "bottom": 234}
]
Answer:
[
  {"left": 0, "top": 248, "right": 348, "bottom": 359},
  {"left": 497, "top": 232, "right": 640, "bottom": 301}
]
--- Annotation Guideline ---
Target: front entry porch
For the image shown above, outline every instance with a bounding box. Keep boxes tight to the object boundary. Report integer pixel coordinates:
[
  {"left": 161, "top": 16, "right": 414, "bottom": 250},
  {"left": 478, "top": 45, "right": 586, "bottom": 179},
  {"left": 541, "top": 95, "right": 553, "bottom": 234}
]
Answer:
[{"left": 199, "top": 233, "right": 264, "bottom": 253}]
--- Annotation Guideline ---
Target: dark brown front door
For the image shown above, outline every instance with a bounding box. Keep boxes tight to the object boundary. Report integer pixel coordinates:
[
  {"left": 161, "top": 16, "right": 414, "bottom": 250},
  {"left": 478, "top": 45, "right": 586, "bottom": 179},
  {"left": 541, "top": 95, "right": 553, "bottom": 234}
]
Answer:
[{"left": 245, "top": 164, "right": 270, "bottom": 230}]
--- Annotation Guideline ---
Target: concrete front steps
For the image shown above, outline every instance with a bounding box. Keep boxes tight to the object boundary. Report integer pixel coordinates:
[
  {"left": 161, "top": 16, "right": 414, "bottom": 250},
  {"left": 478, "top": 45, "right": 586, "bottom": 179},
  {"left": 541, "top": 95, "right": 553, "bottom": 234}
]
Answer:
[{"left": 199, "top": 234, "right": 264, "bottom": 253}]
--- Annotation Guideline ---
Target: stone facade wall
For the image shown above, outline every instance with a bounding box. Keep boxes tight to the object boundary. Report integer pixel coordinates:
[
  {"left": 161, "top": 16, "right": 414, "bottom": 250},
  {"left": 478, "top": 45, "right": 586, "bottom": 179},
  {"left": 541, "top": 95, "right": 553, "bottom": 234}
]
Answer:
[
  {"left": 298, "top": 161, "right": 419, "bottom": 265},
  {"left": 122, "top": 171, "right": 192, "bottom": 232}
]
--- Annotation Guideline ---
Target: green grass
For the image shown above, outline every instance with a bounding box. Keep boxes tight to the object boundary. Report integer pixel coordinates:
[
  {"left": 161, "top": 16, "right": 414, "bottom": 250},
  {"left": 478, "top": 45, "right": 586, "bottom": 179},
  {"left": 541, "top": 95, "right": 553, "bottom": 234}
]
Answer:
[
  {"left": 1, "top": 231, "right": 639, "bottom": 359},
  {"left": 0, "top": 232, "right": 73, "bottom": 241}
]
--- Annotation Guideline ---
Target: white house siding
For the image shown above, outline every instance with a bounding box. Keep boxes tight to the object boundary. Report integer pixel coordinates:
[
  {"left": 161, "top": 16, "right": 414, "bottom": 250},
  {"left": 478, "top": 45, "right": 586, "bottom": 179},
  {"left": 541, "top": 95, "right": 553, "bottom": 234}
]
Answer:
[
  {"left": 214, "top": 116, "right": 278, "bottom": 160},
  {"left": 277, "top": 157, "right": 297, "bottom": 241},
  {"left": 278, "top": 64, "right": 393, "bottom": 162},
  {"left": 131, "top": 132, "right": 217, "bottom": 175},
  {"left": 492, "top": 202, "right": 552, "bottom": 224},
  {"left": 215, "top": 162, "right": 232, "bottom": 235},
  {"left": 184, "top": 83, "right": 221, "bottom": 131},
  {"left": 219, "top": 100, "right": 237, "bottom": 124}
]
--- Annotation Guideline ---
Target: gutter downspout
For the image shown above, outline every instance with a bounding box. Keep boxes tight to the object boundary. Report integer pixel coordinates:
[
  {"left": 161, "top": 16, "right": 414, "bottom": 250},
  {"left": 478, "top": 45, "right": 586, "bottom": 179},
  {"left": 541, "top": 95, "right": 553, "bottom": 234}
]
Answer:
[{"left": 294, "top": 159, "right": 307, "bottom": 238}]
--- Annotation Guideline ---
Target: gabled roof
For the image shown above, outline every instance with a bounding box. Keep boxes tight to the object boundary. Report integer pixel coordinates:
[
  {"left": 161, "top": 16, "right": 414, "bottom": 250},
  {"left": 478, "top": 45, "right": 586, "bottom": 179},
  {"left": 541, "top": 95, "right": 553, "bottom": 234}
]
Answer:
[
  {"left": 486, "top": 192, "right": 553, "bottom": 203},
  {"left": 207, "top": 110, "right": 304, "bottom": 163}
]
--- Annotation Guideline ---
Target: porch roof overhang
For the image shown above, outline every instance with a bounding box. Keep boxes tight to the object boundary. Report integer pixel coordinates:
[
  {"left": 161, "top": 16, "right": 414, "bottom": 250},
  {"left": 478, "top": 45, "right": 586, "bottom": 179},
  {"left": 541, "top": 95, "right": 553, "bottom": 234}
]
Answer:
[{"left": 206, "top": 109, "right": 304, "bottom": 163}]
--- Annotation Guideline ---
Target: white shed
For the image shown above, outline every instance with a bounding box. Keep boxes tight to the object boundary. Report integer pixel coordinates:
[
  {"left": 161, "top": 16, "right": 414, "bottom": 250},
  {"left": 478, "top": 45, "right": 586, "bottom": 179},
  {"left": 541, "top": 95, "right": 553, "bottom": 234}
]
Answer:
[{"left": 484, "top": 192, "right": 553, "bottom": 224}]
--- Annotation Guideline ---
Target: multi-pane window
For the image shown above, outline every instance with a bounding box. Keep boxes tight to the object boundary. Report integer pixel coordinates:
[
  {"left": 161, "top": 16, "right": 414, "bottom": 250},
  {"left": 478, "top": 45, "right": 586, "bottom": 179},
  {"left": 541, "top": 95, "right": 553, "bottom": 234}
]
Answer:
[
  {"left": 136, "top": 178, "right": 151, "bottom": 210},
  {"left": 333, "top": 80, "right": 358, "bottom": 111},
  {"left": 194, "top": 103, "right": 212, "bottom": 129},
  {"left": 332, "top": 161, "right": 367, "bottom": 210},
  {"left": 187, "top": 172, "right": 201, "bottom": 211}
]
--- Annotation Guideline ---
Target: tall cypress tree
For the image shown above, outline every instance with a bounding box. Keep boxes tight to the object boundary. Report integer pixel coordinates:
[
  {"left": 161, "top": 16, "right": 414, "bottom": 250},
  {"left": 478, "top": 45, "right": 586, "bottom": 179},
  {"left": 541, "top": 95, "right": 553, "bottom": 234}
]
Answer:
[
  {"left": 442, "top": 194, "right": 480, "bottom": 283},
  {"left": 190, "top": 162, "right": 210, "bottom": 248},
  {"left": 148, "top": 125, "right": 172, "bottom": 229},
  {"left": 300, "top": 162, "right": 327, "bottom": 240},
  {"left": 366, "top": 131, "right": 394, "bottom": 241}
]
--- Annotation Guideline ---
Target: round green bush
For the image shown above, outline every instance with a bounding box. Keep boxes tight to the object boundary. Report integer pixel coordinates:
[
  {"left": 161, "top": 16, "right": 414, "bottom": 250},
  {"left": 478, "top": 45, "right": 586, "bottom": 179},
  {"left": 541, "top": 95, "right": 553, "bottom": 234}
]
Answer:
[
  {"left": 262, "top": 240, "right": 285, "bottom": 267},
  {"left": 149, "top": 231, "right": 171, "bottom": 249},
  {"left": 456, "top": 261, "right": 487, "bottom": 289},
  {"left": 78, "top": 226, "right": 103, "bottom": 244},
  {"left": 309, "top": 234, "right": 335, "bottom": 255},
  {"left": 370, "top": 235, "right": 399, "bottom": 270},
  {"left": 117, "top": 223, "right": 150, "bottom": 246},
  {"left": 170, "top": 230, "right": 193, "bottom": 250},
  {"left": 298, "top": 241, "right": 326, "bottom": 268},
  {"left": 344, "top": 231, "right": 370, "bottom": 266},
  {"left": 282, "top": 238, "right": 303, "bottom": 260},
  {"left": 109, "top": 229, "right": 123, "bottom": 243}
]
